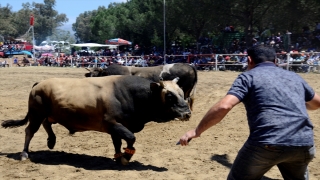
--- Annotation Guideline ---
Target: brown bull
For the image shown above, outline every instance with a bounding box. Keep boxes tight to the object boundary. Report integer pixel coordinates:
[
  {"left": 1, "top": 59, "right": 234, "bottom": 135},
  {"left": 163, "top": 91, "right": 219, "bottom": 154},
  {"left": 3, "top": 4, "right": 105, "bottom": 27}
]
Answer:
[{"left": 1, "top": 75, "right": 191, "bottom": 165}]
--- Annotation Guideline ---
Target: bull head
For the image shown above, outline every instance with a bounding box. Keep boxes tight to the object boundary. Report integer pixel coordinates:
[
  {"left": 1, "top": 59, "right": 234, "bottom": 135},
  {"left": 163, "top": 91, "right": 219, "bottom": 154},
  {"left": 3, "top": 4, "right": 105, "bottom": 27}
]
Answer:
[
  {"left": 150, "top": 77, "right": 191, "bottom": 121},
  {"left": 159, "top": 77, "right": 179, "bottom": 87},
  {"left": 85, "top": 67, "right": 103, "bottom": 72},
  {"left": 85, "top": 67, "right": 104, "bottom": 77}
]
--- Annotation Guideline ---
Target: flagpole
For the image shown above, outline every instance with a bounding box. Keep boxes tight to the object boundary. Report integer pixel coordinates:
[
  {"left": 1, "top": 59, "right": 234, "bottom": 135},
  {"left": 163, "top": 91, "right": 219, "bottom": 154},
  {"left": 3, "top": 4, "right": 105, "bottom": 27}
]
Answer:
[
  {"left": 32, "top": 26, "right": 35, "bottom": 62},
  {"left": 30, "top": 15, "right": 35, "bottom": 63},
  {"left": 163, "top": 0, "right": 166, "bottom": 64}
]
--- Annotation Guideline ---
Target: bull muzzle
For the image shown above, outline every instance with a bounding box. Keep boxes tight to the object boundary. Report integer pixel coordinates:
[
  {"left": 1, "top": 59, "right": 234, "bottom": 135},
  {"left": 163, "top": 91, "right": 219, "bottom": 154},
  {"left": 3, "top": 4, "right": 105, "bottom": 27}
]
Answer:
[{"left": 177, "top": 111, "right": 192, "bottom": 121}]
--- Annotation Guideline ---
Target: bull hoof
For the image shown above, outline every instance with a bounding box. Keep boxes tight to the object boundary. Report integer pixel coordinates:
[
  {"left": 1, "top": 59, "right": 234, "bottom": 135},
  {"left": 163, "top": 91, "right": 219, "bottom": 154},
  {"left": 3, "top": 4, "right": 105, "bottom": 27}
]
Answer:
[
  {"left": 121, "top": 157, "right": 129, "bottom": 165},
  {"left": 122, "top": 147, "right": 135, "bottom": 163},
  {"left": 114, "top": 153, "right": 125, "bottom": 165},
  {"left": 47, "top": 137, "right": 56, "bottom": 149},
  {"left": 20, "top": 151, "right": 28, "bottom": 160}
]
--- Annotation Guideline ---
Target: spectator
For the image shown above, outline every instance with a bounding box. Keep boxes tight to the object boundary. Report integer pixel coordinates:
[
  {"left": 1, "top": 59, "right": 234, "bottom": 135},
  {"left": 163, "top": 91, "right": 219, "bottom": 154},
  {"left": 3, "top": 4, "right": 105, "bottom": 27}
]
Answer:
[
  {"left": 252, "top": 38, "right": 259, "bottom": 46},
  {"left": 22, "top": 57, "right": 29, "bottom": 64},
  {"left": 1, "top": 60, "right": 7, "bottom": 67},
  {"left": 315, "top": 22, "right": 320, "bottom": 32},
  {"left": 301, "top": 54, "right": 311, "bottom": 73},
  {"left": 13, "top": 57, "right": 18, "bottom": 65},
  {"left": 224, "top": 24, "right": 231, "bottom": 32},
  {"left": 275, "top": 32, "right": 282, "bottom": 44},
  {"left": 20, "top": 57, "right": 30, "bottom": 67}
]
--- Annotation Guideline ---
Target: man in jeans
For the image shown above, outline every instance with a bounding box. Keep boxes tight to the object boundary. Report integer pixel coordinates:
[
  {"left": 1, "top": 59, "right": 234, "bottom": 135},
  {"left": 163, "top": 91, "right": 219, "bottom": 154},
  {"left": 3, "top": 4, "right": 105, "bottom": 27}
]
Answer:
[{"left": 178, "top": 45, "right": 320, "bottom": 179}]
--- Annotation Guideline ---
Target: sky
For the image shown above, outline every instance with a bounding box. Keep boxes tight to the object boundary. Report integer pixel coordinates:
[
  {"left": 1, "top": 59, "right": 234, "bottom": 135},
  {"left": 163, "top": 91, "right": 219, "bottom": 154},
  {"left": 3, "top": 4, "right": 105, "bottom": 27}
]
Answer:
[{"left": 3, "top": 0, "right": 126, "bottom": 32}]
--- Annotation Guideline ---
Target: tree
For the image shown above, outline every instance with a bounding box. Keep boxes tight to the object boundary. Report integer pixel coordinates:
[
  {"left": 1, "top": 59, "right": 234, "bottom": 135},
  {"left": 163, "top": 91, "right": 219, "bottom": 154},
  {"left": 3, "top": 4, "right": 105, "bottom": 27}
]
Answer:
[
  {"left": 73, "top": 9, "right": 101, "bottom": 43},
  {"left": 49, "top": 29, "right": 75, "bottom": 43},
  {"left": 0, "top": 4, "right": 17, "bottom": 38},
  {"left": 31, "top": 0, "right": 68, "bottom": 44},
  {"left": 1, "top": 0, "right": 68, "bottom": 44}
]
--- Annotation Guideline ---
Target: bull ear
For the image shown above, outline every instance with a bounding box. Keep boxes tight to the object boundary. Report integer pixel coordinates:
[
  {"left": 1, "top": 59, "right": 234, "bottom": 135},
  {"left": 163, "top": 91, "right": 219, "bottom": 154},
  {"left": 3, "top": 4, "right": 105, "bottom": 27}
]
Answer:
[
  {"left": 150, "top": 82, "right": 161, "bottom": 91},
  {"left": 172, "top": 77, "right": 179, "bottom": 84},
  {"left": 85, "top": 67, "right": 91, "bottom": 71}
]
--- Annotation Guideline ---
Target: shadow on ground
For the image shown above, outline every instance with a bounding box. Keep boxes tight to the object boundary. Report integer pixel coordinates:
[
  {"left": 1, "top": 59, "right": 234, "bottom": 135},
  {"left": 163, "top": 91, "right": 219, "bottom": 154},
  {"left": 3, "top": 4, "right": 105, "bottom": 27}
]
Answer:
[{"left": 0, "top": 151, "right": 168, "bottom": 172}]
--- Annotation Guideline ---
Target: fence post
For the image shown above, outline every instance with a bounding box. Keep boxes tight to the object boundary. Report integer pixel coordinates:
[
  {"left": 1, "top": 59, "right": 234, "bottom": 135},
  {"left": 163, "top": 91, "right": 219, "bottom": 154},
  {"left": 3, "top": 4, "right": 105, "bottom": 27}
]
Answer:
[
  {"left": 286, "top": 53, "right": 290, "bottom": 71},
  {"left": 215, "top": 54, "right": 218, "bottom": 71}
]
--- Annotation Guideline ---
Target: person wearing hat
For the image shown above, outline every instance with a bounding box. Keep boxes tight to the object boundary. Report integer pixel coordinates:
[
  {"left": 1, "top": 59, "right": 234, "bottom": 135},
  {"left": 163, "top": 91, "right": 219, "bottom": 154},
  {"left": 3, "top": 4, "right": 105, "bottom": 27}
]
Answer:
[
  {"left": 178, "top": 45, "right": 320, "bottom": 179},
  {"left": 252, "top": 38, "right": 259, "bottom": 46}
]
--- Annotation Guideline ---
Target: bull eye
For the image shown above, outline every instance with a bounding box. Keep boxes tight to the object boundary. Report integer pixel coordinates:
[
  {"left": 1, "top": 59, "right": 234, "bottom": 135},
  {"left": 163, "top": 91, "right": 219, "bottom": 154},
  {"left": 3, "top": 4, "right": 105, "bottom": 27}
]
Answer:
[{"left": 165, "top": 92, "right": 177, "bottom": 105}]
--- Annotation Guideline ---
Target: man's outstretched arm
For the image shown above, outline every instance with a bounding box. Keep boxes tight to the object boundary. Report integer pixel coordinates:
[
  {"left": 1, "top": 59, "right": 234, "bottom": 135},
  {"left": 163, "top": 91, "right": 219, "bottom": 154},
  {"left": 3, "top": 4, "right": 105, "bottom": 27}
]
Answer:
[{"left": 179, "top": 94, "right": 240, "bottom": 146}]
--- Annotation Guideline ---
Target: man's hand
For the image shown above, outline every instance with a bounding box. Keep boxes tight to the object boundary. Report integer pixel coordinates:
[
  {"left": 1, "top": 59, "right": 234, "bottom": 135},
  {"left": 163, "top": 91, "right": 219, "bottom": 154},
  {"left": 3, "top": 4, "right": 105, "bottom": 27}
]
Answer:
[{"left": 178, "top": 129, "right": 199, "bottom": 146}]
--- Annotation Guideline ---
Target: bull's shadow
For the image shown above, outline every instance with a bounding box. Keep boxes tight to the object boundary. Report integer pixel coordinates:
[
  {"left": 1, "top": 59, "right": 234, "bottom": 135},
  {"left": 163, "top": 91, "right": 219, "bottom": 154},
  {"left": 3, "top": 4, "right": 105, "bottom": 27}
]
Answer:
[
  {"left": 211, "top": 154, "right": 281, "bottom": 180},
  {"left": 1, "top": 151, "right": 167, "bottom": 171}
]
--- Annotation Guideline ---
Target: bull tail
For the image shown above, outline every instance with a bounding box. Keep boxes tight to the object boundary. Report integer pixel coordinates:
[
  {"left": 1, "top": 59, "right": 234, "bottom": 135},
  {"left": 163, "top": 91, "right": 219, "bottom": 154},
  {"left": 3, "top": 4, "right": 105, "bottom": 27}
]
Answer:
[
  {"left": 2, "top": 83, "right": 37, "bottom": 129},
  {"left": 1, "top": 113, "right": 29, "bottom": 128},
  {"left": 189, "top": 64, "right": 198, "bottom": 110},
  {"left": 190, "top": 64, "right": 198, "bottom": 89},
  {"left": 32, "top": 82, "right": 39, "bottom": 88}
]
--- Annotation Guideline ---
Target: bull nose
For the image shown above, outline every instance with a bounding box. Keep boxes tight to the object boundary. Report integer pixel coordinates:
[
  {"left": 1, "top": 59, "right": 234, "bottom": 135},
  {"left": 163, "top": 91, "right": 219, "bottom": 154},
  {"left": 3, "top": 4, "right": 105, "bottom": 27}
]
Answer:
[
  {"left": 182, "top": 112, "right": 192, "bottom": 120},
  {"left": 185, "top": 112, "right": 191, "bottom": 119}
]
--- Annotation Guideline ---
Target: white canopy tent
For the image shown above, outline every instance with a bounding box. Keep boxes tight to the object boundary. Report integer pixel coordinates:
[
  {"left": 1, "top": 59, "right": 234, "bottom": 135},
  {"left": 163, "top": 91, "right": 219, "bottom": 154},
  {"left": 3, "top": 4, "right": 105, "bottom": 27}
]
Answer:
[
  {"left": 70, "top": 43, "right": 119, "bottom": 68},
  {"left": 34, "top": 45, "right": 55, "bottom": 51},
  {"left": 70, "top": 43, "right": 118, "bottom": 49}
]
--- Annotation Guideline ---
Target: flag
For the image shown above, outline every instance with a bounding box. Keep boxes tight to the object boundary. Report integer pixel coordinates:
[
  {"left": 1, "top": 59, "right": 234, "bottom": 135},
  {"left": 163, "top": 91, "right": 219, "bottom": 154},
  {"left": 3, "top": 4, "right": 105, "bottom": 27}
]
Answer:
[{"left": 30, "top": 15, "right": 34, "bottom": 26}]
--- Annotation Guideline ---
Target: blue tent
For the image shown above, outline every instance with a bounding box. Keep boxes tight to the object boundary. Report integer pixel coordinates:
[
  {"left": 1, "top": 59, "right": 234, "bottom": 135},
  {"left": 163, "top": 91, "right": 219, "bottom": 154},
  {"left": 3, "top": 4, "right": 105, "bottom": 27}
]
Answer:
[
  {"left": 20, "top": 50, "right": 33, "bottom": 56},
  {"left": 5, "top": 50, "right": 33, "bottom": 57}
]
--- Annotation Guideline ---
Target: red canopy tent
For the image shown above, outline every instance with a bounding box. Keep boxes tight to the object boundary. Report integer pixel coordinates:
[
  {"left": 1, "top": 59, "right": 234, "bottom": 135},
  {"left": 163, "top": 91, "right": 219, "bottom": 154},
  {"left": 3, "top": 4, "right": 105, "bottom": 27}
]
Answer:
[{"left": 105, "top": 38, "right": 132, "bottom": 46}]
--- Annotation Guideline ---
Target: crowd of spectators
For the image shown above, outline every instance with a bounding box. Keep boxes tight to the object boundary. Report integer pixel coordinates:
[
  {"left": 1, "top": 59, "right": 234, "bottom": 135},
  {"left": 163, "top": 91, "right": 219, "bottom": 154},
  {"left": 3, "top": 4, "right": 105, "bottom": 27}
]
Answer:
[
  {"left": 0, "top": 40, "right": 27, "bottom": 51},
  {"left": 33, "top": 53, "right": 171, "bottom": 68},
  {"left": 3, "top": 23, "right": 320, "bottom": 73},
  {"left": 276, "top": 51, "right": 320, "bottom": 73}
]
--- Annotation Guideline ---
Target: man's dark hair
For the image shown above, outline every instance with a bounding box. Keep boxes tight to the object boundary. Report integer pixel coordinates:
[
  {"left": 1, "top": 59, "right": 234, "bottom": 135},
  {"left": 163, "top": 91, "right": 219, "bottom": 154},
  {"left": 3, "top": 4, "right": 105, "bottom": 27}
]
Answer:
[{"left": 247, "top": 45, "right": 276, "bottom": 64}]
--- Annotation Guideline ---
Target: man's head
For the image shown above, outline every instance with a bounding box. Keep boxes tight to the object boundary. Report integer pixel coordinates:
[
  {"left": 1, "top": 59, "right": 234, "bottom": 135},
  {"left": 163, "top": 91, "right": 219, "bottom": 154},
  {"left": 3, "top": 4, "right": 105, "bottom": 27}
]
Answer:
[{"left": 247, "top": 45, "right": 276, "bottom": 69}]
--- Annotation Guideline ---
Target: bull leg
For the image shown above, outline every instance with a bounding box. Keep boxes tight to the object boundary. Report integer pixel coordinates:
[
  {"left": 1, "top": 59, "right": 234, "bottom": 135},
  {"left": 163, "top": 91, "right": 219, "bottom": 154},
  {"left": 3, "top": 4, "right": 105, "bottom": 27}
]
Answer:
[
  {"left": 111, "top": 134, "right": 122, "bottom": 164},
  {"left": 110, "top": 123, "right": 136, "bottom": 165},
  {"left": 42, "top": 118, "right": 56, "bottom": 149},
  {"left": 21, "top": 117, "right": 43, "bottom": 160}
]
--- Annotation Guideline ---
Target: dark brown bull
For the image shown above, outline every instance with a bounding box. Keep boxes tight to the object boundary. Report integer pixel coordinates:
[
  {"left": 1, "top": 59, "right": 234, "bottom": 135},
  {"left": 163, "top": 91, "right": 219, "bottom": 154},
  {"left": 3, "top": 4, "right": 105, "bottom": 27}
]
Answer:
[
  {"left": 1, "top": 75, "right": 191, "bottom": 165},
  {"left": 85, "top": 63, "right": 197, "bottom": 111}
]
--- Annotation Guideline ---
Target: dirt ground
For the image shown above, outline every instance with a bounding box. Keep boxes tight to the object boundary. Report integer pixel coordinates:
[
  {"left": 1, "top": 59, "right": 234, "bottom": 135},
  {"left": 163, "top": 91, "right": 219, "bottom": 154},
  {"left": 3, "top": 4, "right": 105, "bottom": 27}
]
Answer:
[{"left": 0, "top": 66, "right": 319, "bottom": 180}]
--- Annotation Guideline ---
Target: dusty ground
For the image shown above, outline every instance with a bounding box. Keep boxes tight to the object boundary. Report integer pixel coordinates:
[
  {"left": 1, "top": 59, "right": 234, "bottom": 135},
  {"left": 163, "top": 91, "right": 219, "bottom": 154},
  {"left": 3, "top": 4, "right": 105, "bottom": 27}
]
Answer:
[{"left": 0, "top": 66, "right": 319, "bottom": 180}]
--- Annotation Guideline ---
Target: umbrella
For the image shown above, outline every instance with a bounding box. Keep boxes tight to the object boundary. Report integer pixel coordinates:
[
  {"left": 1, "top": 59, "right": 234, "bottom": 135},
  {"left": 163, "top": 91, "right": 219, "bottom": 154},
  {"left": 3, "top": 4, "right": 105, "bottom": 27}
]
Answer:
[
  {"left": 21, "top": 50, "right": 33, "bottom": 56},
  {"left": 41, "top": 53, "right": 53, "bottom": 57},
  {"left": 105, "top": 38, "right": 132, "bottom": 46}
]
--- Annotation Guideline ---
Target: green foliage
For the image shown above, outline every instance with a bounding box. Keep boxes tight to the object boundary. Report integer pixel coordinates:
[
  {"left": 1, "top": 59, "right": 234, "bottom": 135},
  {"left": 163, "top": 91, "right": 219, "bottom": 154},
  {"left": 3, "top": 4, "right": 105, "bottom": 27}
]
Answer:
[
  {"left": 0, "top": 0, "right": 68, "bottom": 44},
  {"left": 0, "top": 4, "right": 17, "bottom": 37},
  {"left": 2, "top": 0, "right": 320, "bottom": 50},
  {"left": 49, "top": 29, "right": 75, "bottom": 43},
  {"left": 72, "top": 7, "right": 107, "bottom": 43}
]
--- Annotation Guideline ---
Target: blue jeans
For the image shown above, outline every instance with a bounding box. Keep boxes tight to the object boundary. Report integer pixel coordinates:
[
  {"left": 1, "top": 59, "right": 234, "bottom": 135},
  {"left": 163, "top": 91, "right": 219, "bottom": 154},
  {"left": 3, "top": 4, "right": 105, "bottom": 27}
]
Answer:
[{"left": 228, "top": 141, "right": 315, "bottom": 180}]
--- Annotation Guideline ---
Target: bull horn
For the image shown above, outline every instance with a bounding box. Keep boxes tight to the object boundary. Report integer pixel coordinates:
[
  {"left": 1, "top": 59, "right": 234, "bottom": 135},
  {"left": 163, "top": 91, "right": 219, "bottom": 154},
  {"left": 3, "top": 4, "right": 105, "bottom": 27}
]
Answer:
[
  {"left": 172, "top": 77, "right": 179, "bottom": 84},
  {"left": 85, "top": 67, "right": 91, "bottom": 71},
  {"left": 98, "top": 67, "right": 103, "bottom": 71},
  {"left": 159, "top": 81, "right": 165, "bottom": 87}
]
